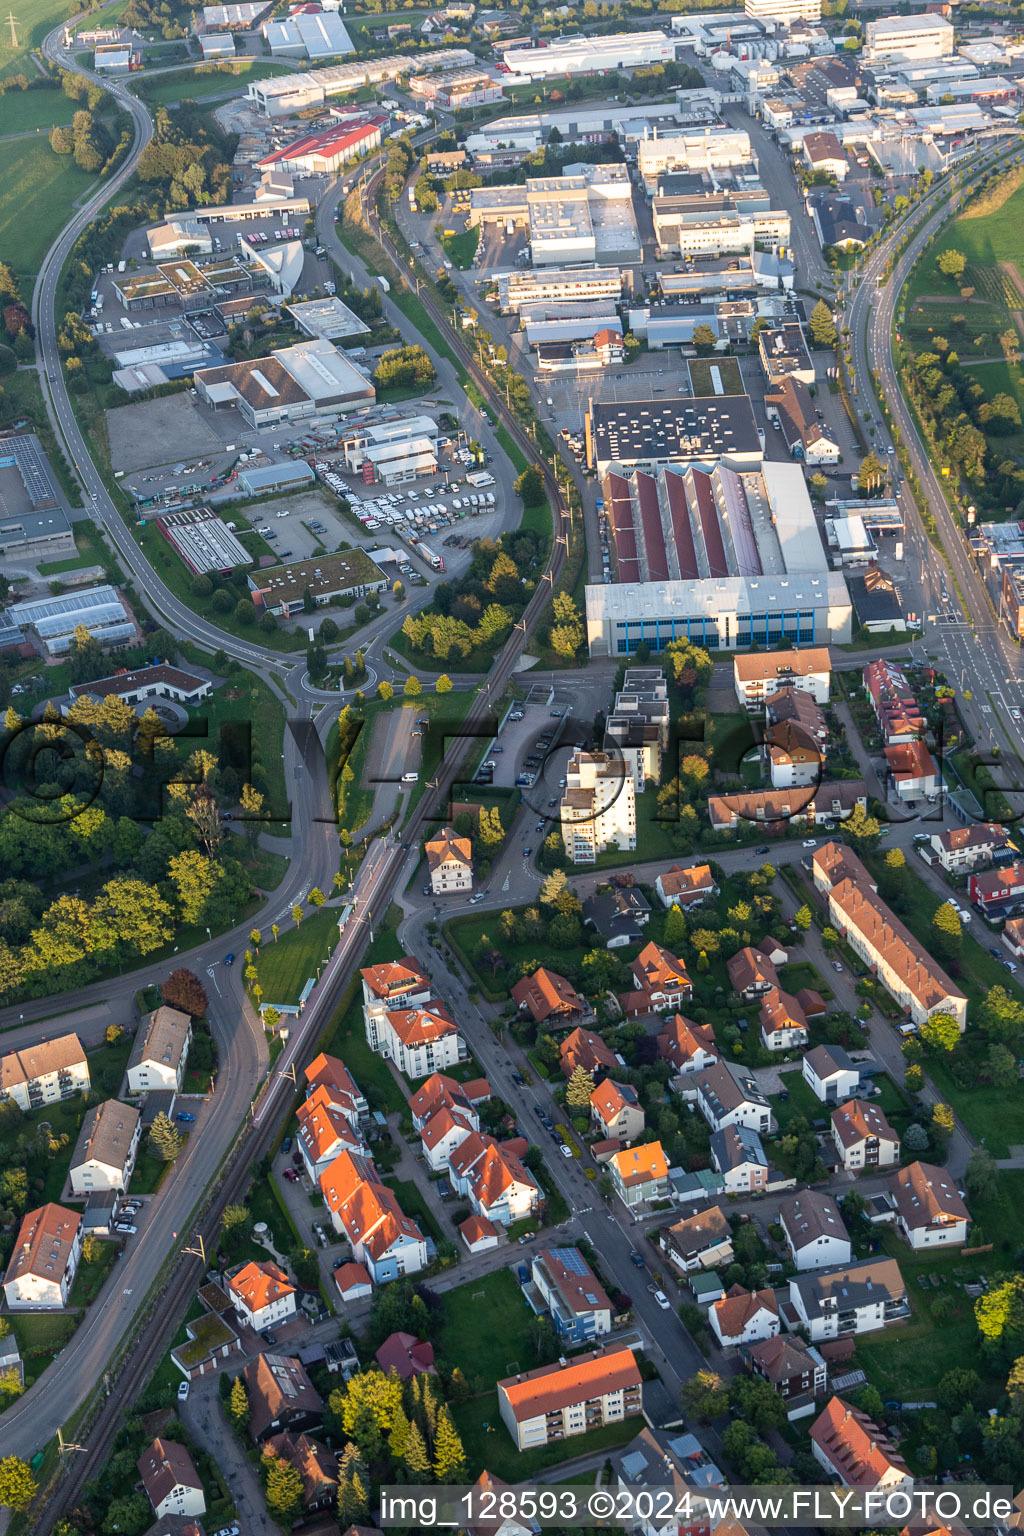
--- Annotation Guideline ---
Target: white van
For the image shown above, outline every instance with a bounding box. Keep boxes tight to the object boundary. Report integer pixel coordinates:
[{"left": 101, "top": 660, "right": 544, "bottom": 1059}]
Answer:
[{"left": 402, "top": 771, "right": 418, "bottom": 783}]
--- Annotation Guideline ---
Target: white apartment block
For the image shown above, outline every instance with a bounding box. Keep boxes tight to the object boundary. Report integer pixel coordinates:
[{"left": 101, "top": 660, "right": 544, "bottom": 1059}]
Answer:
[
  {"left": 0, "top": 1033, "right": 90, "bottom": 1111},
  {"left": 3, "top": 1204, "right": 82, "bottom": 1310},
  {"left": 366, "top": 1000, "right": 468, "bottom": 1079},
  {"left": 498, "top": 1346, "right": 642, "bottom": 1451},
  {"left": 69, "top": 1099, "right": 141, "bottom": 1194},
  {"left": 126, "top": 1005, "right": 192, "bottom": 1093},
  {"left": 561, "top": 750, "right": 636, "bottom": 864}
]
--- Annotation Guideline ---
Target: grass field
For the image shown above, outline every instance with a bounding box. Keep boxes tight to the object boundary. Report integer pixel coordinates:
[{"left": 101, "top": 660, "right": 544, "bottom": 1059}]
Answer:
[
  {"left": 906, "top": 180, "right": 1024, "bottom": 303},
  {"left": 454, "top": 1395, "right": 637, "bottom": 1481},
  {"left": 184, "top": 670, "right": 290, "bottom": 816},
  {"left": 39, "top": 520, "right": 117, "bottom": 578},
  {"left": 0, "top": 138, "right": 96, "bottom": 278},
  {"left": 439, "top": 225, "right": 480, "bottom": 270},
  {"left": 135, "top": 61, "right": 290, "bottom": 107},
  {"left": 0, "top": 89, "right": 77, "bottom": 136},
  {"left": 0, "top": 0, "right": 72, "bottom": 78},
  {"left": 254, "top": 908, "right": 339, "bottom": 1008},
  {"left": 10, "top": 1311, "right": 80, "bottom": 1386},
  {"left": 687, "top": 355, "right": 744, "bottom": 395},
  {"left": 437, "top": 1268, "right": 542, "bottom": 1391}
]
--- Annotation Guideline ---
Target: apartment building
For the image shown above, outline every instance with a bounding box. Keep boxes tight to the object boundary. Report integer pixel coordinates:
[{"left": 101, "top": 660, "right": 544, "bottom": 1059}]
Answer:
[
  {"left": 929, "top": 823, "right": 1008, "bottom": 873},
  {"left": 810, "top": 1397, "right": 912, "bottom": 1491},
  {"left": 297, "top": 1086, "right": 366, "bottom": 1180},
  {"left": 733, "top": 648, "right": 831, "bottom": 708},
  {"left": 126, "top": 1005, "right": 193, "bottom": 1093},
  {"left": 891, "top": 1161, "right": 969, "bottom": 1249},
  {"left": 758, "top": 988, "right": 809, "bottom": 1052},
  {"left": 787, "top": 1257, "right": 908, "bottom": 1341},
  {"left": 604, "top": 665, "right": 670, "bottom": 789},
  {"left": 608, "top": 1141, "right": 670, "bottom": 1208},
  {"left": 661, "top": 1204, "right": 734, "bottom": 1273},
  {"left": 319, "top": 1150, "right": 427, "bottom": 1282},
  {"left": 694, "top": 1061, "right": 774, "bottom": 1136},
  {"left": 69, "top": 1099, "right": 141, "bottom": 1194},
  {"left": 360, "top": 956, "right": 432, "bottom": 1013},
  {"left": 497, "top": 1346, "right": 643, "bottom": 1451},
  {"left": 365, "top": 999, "right": 467, "bottom": 1079},
  {"left": 304, "top": 1052, "right": 368, "bottom": 1127},
  {"left": 709, "top": 780, "right": 867, "bottom": 833},
  {"left": 0, "top": 1033, "right": 89, "bottom": 1110},
  {"left": 2, "top": 1203, "right": 82, "bottom": 1310},
  {"left": 766, "top": 718, "right": 826, "bottom": 790},
  {"left": 831, "top": 1099, "right": 900, "bottom": 1173},
  {"left": 529, "top": 1247, "right": 613, "bottom": 1343},
  {"left": 590, "top": 1079, "right": 645, "bottom": 1142},
  {"left": 226, "top": 1261, "right": 297, "bottom": 1333},
  {"left": 462, "top": 1138, "right": 539, "bottom": 1227},
  {"left": 710, "top": 1124, "right": 768, "bottom": 1194},
  {"left": 779, "top": 1190, "right": 851, "bottom": 1271},
  {"left": 560, "top": 750, "right": 636, "bottom": 863},
  {"left": 812, "top": 842, "right": 968, "bottom": 1030},
  {"left": 424, "top": 826, "right": 474, "bottom": 895}
]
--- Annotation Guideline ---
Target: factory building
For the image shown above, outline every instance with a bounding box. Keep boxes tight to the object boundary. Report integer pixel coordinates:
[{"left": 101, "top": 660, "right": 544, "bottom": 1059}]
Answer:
[
  {"left": 249, "top": 551, "right": 388, "bottom": 617},
  {"left": 497, "top": 266, "right": 623, "bottom": 314},
  {"left": 864, "top": 14, "right": 954, "bottom": 61},
  {"left": 0, "top": 435, "right": 75, "bottom": 564},
  {"left": 262, "top": 11, "right": 354, "bottom": 57},
  {"left": 194, "top": 339, "right": 374, "bottom": 428},
  {"left": 638, "top": 127, "right": 754, "bottom": 193},
  {"left": 586, "top": 395, "right": 762, "bottom": 477},
  {"left": 585, "top": 461, "right": 851, "bottom": 656},
  {"left": 342, "top": 416, "right": 439, "bottom": 483},
  {"left": 653, "top": 190, "right": 791, "bottom": 258},
  {"left": 156, "top": 508, "right": 253, "bottom": 576},
  {"left": 258, "top": 116, "right": 386, "bottom": 175},
  {"left": 502, "top": 31, "right": 678, "bottom": 79},
  {"left": 469, "top": 165, "right": 640, "bottom": 267},
  {"left": 246, "top": 50, "right": 476, "bottom": 115},
  {"left": 408, "top": 66, "right": 503, "bottom": 108}
]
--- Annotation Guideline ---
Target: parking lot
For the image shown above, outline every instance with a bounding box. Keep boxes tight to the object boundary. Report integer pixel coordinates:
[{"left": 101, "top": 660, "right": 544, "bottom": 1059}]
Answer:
[{"left": 238, "top": 488, "right": 352, "bottom": 564}]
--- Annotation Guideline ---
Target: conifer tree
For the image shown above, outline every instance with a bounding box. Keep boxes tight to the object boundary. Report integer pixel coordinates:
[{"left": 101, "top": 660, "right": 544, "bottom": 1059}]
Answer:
[
  {"left": 565, "top": 1065, "right": 595, "bottom": 1109},
  {"left": 404, "top": 1418, "right": 431, "bottom": 1477},
  {"left": 147, "top": 1110, "right": 183, "bottom": 1162},
  {"left": 228, "top": 1375, "right": 248, "bottom": 1431},
  {"left": 432, "top": 1404, "right": 466, "bottom": 1482}
]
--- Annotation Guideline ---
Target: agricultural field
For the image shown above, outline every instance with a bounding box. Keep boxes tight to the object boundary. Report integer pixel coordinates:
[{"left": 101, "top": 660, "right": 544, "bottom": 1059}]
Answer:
[{"left": 0, "top": 138, "right": 97, "bottom": 278}]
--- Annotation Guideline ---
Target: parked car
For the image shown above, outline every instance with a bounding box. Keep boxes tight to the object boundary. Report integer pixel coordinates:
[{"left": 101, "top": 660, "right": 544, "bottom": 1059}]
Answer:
[
  {"left": 559, "top": 1144, "right": 573, "bottom": 1158},
  {"left": 176, "top": 1112, "right": 196, "bottom": 1123},
  {"left": 629, "top": 1251, "right": 645, "bottom": 1268},
  {"left": 653, "top": 1289, "right": 671, "bottom": 1310},
  {"left": 282, "top": 1137, "right": 292, "bottom": 1152},
  {"left": 177, "top": 1381, "right": 190, "bottom": 1401}
]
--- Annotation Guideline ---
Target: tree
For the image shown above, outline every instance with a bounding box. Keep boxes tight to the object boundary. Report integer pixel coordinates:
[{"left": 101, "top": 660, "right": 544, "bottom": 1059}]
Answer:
[
  {"left": 435, "top": 674, "right": 452, "bottom": 693},
  {"left": 0, "top": 1457, "right": 35, "bottom": 1512},
  {"left": 664, "top": 904, "right": 687, "bottom": 949},
  {"left": 979, "top": 984, "right": 1024, "bottom": 1044},
  {"left": 903, "top": 1122, "right": 929, "bottom": 1151},
  {"left": 842, "top": 802, "right": 881, "bottom": 851},
  {"left": 932, "top": 1102, "right": 954, "bottom": 1134},
  {"left": 309, "top": 887, "right": 326, "bottom": 907},
  {"left": 404, "top": 675, "right": 422, "bottom": 695},
  {"left": 920, "top": 1011, "right": 960, "bottom": 1053},
  {"left": 857, "top": 451, "right": 886, "bottom": 494},
  {"left": 930, "top": 903, "right": 962, "bottom": 966},
  {"left": 148, "top": 1110, "right": 183, "bottom": 1162},
  {"left": 682, "top": 1369, "right": 727, "bottom": 1422},
  {"left": 793, "top": 904, "right": 812, "bottom": 931},
  {"left": 514, "top": 465, "right": 545, "bottom": 506},
  {"left": 168, "top": 850, "right": 224, "bottom": 926},
  {"left": 986, "top": 1042, "right": 1018, "bottom": 1086},
  {"left": 263, "top": 1450, "right": 304, "bottom": 1525},
  {"left": 161, "top": 967, "right": 208, "bottom": 1017},
  {"left": 102, "top": 1495, "right": 150, "bottom": 1536},
  {"left": 976, "top": 1275, "right": 1024, "bottom": 1342},
  {"left": 540, "top": 868, "right": 568, "bottom": 907},
  {"left": 937, "top": 248, "right": 966, "bottom": 278},
  {"left": 692, "top": 323, "right": 717, "bottom": 353},
  {"left": 228, "top": 1374, "right": 249, "bottom": 1430},
  {"left": 403, "top": 1417, "right": 431, "bottom": 1476},
  {"left": 730, "top": 1374, "right": 788, "bottom": 1433},
  {"left": 565, "top": 1065, "right": 595, "bottom": 1108},
  {"left": 378, "top": 679, "right": 394, "bottom": 701},
  {"left": 222, "top": 1203, "right": 249, "bottom": 1233},
  {"left": 966, "top": 1146, "right": 998, "bottom": 1204},
  {"left": 432, "top": 1403, "right": 466, "bottom": 1481},
  {"left": 937, "top": 1367, "right": 981, "bottom": 1413},
  {"left": 809, "top": 299, "right": 838, "bottom": 347},
  {"left": 1006, "top": 1356, "right": 1024, "bottom": 1413}
]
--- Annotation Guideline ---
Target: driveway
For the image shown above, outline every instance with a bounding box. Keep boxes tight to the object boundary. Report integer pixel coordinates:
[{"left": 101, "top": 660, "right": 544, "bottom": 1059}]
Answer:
[{"left": 182, "top": 1375, "right": 280, "bottom": 1536}]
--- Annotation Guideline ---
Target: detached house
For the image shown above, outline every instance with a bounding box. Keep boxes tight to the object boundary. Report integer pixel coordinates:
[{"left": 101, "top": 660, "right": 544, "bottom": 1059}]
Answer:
[
  {"left": 583, "top": 886, "right": 651, "bottom": 948},
  {"left": 779, "top": 1191, "right": 851, "bottom": 1271},
  {"left": 3, "top": 1203, "right": 82, "bottom": 1310},
  {"left": 631, "top": 941, "right": 692, "bottom": 1009},
  {"left": 69, "top": 1099, "right": 141, "bottom": 1194},
  {"left": 658, "top": 1015, "right": 719, "bottom": 1076},
  {"left": 608, "top": 1141, "right": 670, "bottom": 1208},
  {"left": 511, "top": 967, "right": 584, "bottom": 1027},
  {"left": 891, "top": 1161, "right": 969, "bottom": 1250},
  {"left": 758, "top": 988, "right": 809, "bottom": 1052},
  {"left": 590, "top": 1080, "right": 645, "bottom": 1142},
  {"left": 137, "top": 1439, "right": 206, "bottom": 1521},
  {"left": 425, "top": 826, "right": 473, "bottom": 895},
  {"left": 969, "top": 862, "right": 1024, "bottom": 918},
  {"left": 661, "top": 1205, "right": 734, "bottom": 1274},
  {"left": 803, "top": 1043, "right": 861, "bottom": 1105},
  {"left": 467, "top": 1139, "right": 539, "bottom": 1227},
  {"left": 226, "top": 1261, "right": 297, "bottom": 1334},
  {"left": 127, "top": 1006, "right": 192, "bottom": 1093},
  {"left": 694, "top": 1061, "right": 774, "bottom": 1136},
  {"left": 559, "top": 1027, "right": 618, "bottom": 1080},
  {"left": 243, "top": 1353, "right": 323, "bottom": 1443},
  {"left": 710, "top": 1124, "right": 768, "bottom": 1194},
  {"left": 264, "top": 1433, "right": 338, "bottom": 1514},
  {"left": 831, "top": 1099, "right": 900, "bottom": 1173},
  {"left": 727, "top": 946, "right": 779, "bottom": 1001},
  {"left": 710, "top": 1284, "right": 779, "bottom": 1348},
  {"left": 788, "top": 1257, "right": 908, "bottom": 1341},
  {"left": 744, "top": 1335, "right": 827, "bottom": 1419},
  {"left": 810, "top": 1397, "right": 912, "bottom": 1492},
  {"left": 654, "top": 864, "right": 718, "bottom": 910}
]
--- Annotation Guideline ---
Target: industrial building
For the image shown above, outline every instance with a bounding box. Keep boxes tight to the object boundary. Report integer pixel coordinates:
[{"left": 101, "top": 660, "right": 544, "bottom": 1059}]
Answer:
[
  {"left": 341, "top": 416, "right": 440, "bottom": 483},
  {"left": 586, "top": 395, "right": 762, "bottom": 477},
  {"left": 408, "top": 66, "right": 503, "bottom": 108},
  {"left": 585, "top": 461, "right": 851, "bottom": 655},
  {"left": 526, "top": 315, "right": 624, "bottom": 348},
  {"left": 94, "top": 41, "right": 132, "bottom": 70},
  {"left": 497, "top": 266, "right": 624, "bottom": 314},
  {"left": 8, "top": 586, "right": 135, "bottom": 657},
  {"left": 156, "top": 508, "right": 253, "bottom": 576},
  {"left": 535, "top": 330, "right": 625, "bottom": 373},
  {"left": 864, "top": 14, "right": 954, "bottom": 61},
  {"left": 0, "top": 435, "right": 75, "bottom": 565},
  {"left": 744, "top": 0, "right": 822, "bottom": 23},
  {"left": 262, "top": 11, "right": 354, "bottom": 57},
  {"left": 200, "top": 2, "right": 270, "bottom": 28},
  {"left": 0, "top": 509, "right": 75, "bottom": 565},
  {"left": 653, "top": 188, "right": 791, "bottom": 258},
  {"left": 194, "top": 339, "right": 374, "bottom": 428},
  {"left": 199, "top": 32, "right": 235, "bottom": 57},
  {"left": 287, "top": 296, "right": 371, "bottom": 341},
  {"left": 502, "top": 30, "right": 677, "bottom": 79},
  {"left": 236, "top": 460, "right": 315, "bottom": 496},
  {"left": 758, "top": 323, "right": 815, "bottom": 386},
  {"left": 246, "top": 50, "right": 476, "bottom": 115},
  {"left": 248, "top": 550, "right": 388, "bottom": 616},
  {"left": 638, "top": 127, "right": 754, "bottom": 193},
  {"left": 469, "top": 165, "right": 640, "bottom": 267},
  {"left": 627, "top": 301, "right": 754, "bottom": 349},
  {"left": 148, "top": 219, "right": 214, "bottom": 260},
  {"left": 258, "top": 116, "right": 386, "bottom": 175},
  {"left": 115, "top": 255, "right": 267, "bottom": 313}
]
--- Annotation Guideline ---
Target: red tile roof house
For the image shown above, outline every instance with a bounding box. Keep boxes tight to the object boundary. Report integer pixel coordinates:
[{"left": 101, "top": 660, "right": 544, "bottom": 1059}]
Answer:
[
  {"left": 727, "top": 946, "right": 779, "bottom": 1001},
  {"left": 459, "top": 1214, "right": 500, "bottom": 1254},
  {"left": 658, "top": 1014, "right": 719, "bottom": 1076},
  {"left": 809, "top": 1396, "right": 912, "bottom": 1492},
  {"left": 831, "top": 1099, "right": 901, "bottom": 1173},
  {"left": 374, "top": 1331, "right": 437, "bottom": 1380},
  {"left": 225, "top": 1261, "right": 297, "bottom": 1334},
  {"left": 884, "top": 739, "right": 941, "bottom": 805},
  {"left": 863, "top": 658, "right": 927, "bottom": 746},
  {"left": 510, "top": 967, "right": 585, "bottom": 1027},
  {"left": 590, "top": 1079, "right": 645, "bottom": 1142},
  {"left": 559, "top": 1027, "right": 619, "bottom": 1080},
  {"left": 297, "top": 1085, "right": 366, "bottom": 1179},
  {"left": 630, "top": 941, "right": 692, "bottom": 1009},
  {"left": 969, "top": 862, "right": 1024, "bottom": 917},
  {"left": 654, "top": 864, "right": 718, "bottom": 910},
  {"left": 264, "top": 1432, "right": 339, "bottom": 1514},
  {"left": 710, "top": 1284, "right": 780, "bottom": 1348},
  {"left": 319, "top": 1150, "right": 427, "bottom": 1282},
  {"left": 333, "top": 1261, "right": 373, "bottom": 1302},
  {"left": 497, "top": 1345, "right": 643, "bottom": 1452},
  {"left": 758, "top": 987, "right": 809, "bottom": 1052}
]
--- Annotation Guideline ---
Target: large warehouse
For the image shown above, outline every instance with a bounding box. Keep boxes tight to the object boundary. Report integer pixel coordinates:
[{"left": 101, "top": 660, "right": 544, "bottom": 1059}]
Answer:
[
  {"left": 194, "top": 339, "right": 374, "bottom": 427},
  {"left": 246, "top": 50, "right": 475, "bottom": 115},
  {"left": 586, "top": 395, "right": 762, "bottom": 476},
  {"left": 585, "top": 461, "right": 851, "bottom": 655},
  {"left": 258, "top": 116, "right": 386, "bottom": 175},
  {"left": 502, "top": 31, "right": 678, "bottom": 79},
  {"left": 497, "top": 266, "right": 624, "bottom": 314},
  {"left": 638, "top": 127, "right": 754, "bottom": 192},
  {"left": 469, "top": 165, "right": 640, "bottom": 267},
  {"left": 0, "top": 434, "right": 76, "bottom": 564},
  {"left": 262, "top": 11, "right": 354, "bottom": 57}
]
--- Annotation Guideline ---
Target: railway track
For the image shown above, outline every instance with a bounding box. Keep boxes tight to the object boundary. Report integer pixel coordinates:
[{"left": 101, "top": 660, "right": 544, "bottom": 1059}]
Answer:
[{"left": 35, "top": 160, "right": 571, "bottom": 1534}]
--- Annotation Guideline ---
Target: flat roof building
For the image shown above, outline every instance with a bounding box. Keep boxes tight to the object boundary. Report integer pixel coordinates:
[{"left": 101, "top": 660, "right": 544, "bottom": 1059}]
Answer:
[
  {"left": 263, "top": 11, "right": 354, "bottom": 57},
  {"left": 258, "top": 116, "right": 386, "bottom": 175},
  {"left": 157, "top": 507, "right": 252, "bottom": 576},
  {"left": 638, "top": 127, "right": 754, "bottom": 192},
  {"left": 864, "top": 13, "right": 954, "bottom": 61},
  {"left": 194, "top": 339, "right": 374, "bottom": 428},
  {"left": 498, "top": 266, "right": 623, "bottom": 313},
  {"left": 246, "top": 49, "right": 476, "bottom": 115},
  {"left": 587, "top": 395, "right": 762, "bottom": 476},
  {"left": 249, "top": 550, "right": 387, "bottom": 617},
  {"left": 287, "top": 297, "right": 371, "bottom": 341},
  {"left": 502, "top": 31, "right": 677, "bottom": 79}
]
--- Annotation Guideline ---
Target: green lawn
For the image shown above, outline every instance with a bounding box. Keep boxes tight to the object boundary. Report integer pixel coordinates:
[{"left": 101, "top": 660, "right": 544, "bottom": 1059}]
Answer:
[
  {"left": 135, "top": 60, "right": 290, "bottom": 107},
  {"left": 382, "top": 1176, "right": 444, "bottom": 1245},
  {"left": 39, "top": 520, "right": 118, "bottom": 578},
  {"left": 0, "top": 88, "right": 76, "bottom": 136},
  {"left": 0, "top": 138, "right": 97, "bottom": 277},
  {"left": 10, "top": 1311, "right": 80, "bottom": 1386},
  {"left": 440, "top": 225, "right": 480, "bottom": 270},
  {"left": 130, "top": 1148, "right": 176, "bottom": 1195},
  {"left": 185, "top": 671, "right": 290, "bottom": 817},
  {"left": 254, "top": 909, "right": 339, "bottom": 1009},
  {"left": 437, "top": 1268, "right": 551, "bottom": 1391},
  {"left": 316, "top": 907, "right": 407, "bottom": 1114},
  {"left": 0, "top": 0, "right": 74, "bottom": 76},
  {"left": 68, "top": 1243, "right": 119, "bottom": 1308}
]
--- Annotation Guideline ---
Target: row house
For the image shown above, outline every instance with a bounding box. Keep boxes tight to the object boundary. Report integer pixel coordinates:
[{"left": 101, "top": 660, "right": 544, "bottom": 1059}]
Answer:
[
  {"left": 658, "top": 1014, "right": 719, "bottom": 1076},
  {"left": 930, "top": 823, "right": 1008, "bottom": 873},
  {"left": 660, "top": 1204, "right": 734, "bottom": 1274},
  {"left": 863, "top": 659, "right": 926, "bottom": 745},
  {"left": 779, "top": 1190, "right": 851, "bottom": 1271},
  {"left": 884, "top": 738, "right": 941, "bottom": 805},
  {"left": 297, "top": 1085, "right": 366, "bottom": 1181},
  {"left": 590, "top": 1079, "right": 645, "bottom": 1142},
  {"left": 758, "top": 987, "right": 809, "bottom": 1052},
  {"left": 787, "top": 1256, "right": 908, "bottom": 1341},
  {"left": 226, "top": 1260, "right": 297, "bottom": 1334},
  {"left": 803, "top": 1043, "right": 860, "bottom": 1105},
  {"left": 813, "top": 842, "right": 968, "bottom": 1030},
  {"left": 710, "top": 1284, "right": 780, "bottom": 1348},
  {"left": 810, "top": 1396, "right": 912, "bottom": 1493},
  {"left": 608, "top": 1141, "right": 670, "bottom": 1208},
  {"left": 733, "top": 648, "right": 831, "bottom": 709},
  {"left": 511, "top": 966, "right": 585, "bottom": 1026},
  {"left": 708, "top": 780, "right": 867, "bottom": 834},
  {"left": 0, "top": 1032, "right": 90, "bottom": 1110},
  {"left": 497, "top": 1345, "right": 643, "bottom": 1452},
  {"left": 710, "top": 1124, "right": 768, "bottom": 1194},
  {"left": 891, "top": 1160, "right": 969, "bottom": 1250},
  {"left": 528, "top": 1246, "right": 614, "bottom": 1344},
  {"left": 319, "top": 1149, "right": 427, "bottom": 1283},
  {"left": 448, "top": 1131, "right": 540, "bottom": 1226},
  {"left": 831, "top": 1099, "right": 900, "bottom": 1173},
  {"left": 743, "top": 1335, "right": 827, "bottom": 1420},
  {"left": 654, "top": 864, "right": 718, "bottom": 911}
]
